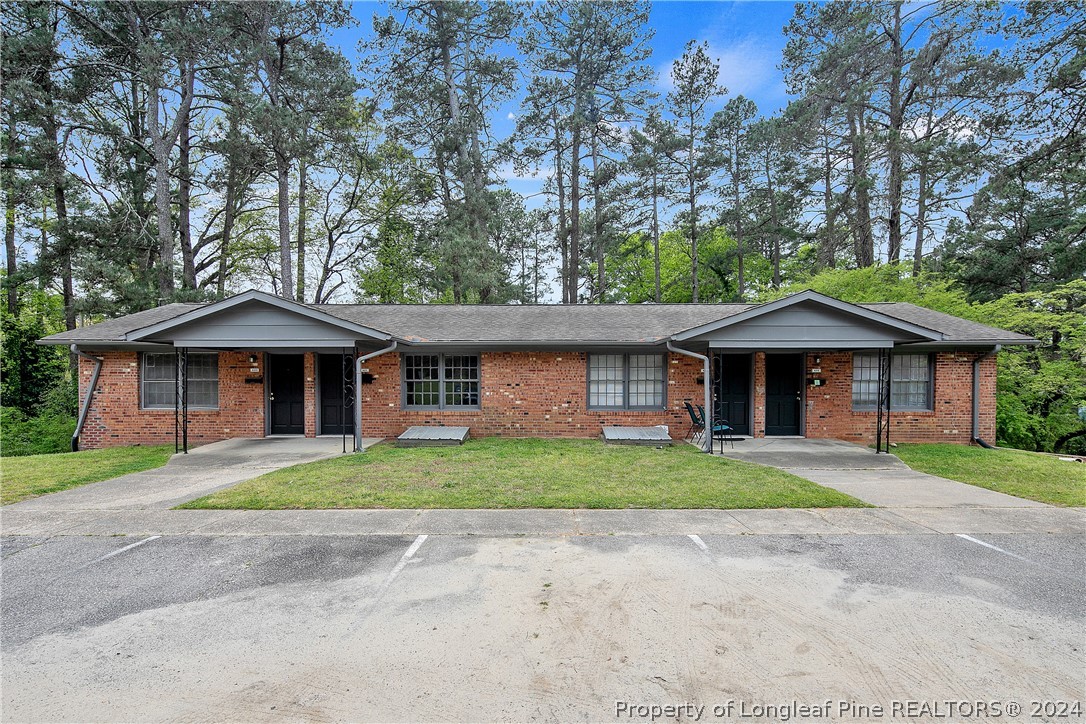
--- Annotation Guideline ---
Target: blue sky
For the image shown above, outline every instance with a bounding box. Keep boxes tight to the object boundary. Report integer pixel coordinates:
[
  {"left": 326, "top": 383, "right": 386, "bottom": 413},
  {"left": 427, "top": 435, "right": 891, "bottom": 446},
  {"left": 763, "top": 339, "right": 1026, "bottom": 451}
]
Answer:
[{"left": 333, "top": 1, "right": 801, "bottom": 199}]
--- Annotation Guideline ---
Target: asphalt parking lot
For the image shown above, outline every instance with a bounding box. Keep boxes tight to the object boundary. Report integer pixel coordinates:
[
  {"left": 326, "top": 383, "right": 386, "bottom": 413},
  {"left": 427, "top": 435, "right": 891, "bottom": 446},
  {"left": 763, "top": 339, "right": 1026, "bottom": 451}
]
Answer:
[{"left": 2, "top": 532, "right": 1083, "bottom": 722}]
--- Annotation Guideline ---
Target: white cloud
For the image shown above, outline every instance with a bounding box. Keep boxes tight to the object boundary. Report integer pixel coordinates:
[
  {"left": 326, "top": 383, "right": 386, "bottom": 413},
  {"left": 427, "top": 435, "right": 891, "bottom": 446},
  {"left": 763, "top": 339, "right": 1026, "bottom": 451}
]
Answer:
[{"left": 657, "top": 38, "right": 782, "bottom": 104}]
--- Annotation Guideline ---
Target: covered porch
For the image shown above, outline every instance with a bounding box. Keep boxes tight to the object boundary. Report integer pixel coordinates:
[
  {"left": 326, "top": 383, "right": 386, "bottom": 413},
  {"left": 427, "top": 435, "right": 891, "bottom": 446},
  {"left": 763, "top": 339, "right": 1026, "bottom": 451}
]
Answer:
[
  {"left": 668, "top": 291, "right": 946, "bottom": 451},
  {"left": 115, "top": 290, "right": 395, "bottom": 454}
]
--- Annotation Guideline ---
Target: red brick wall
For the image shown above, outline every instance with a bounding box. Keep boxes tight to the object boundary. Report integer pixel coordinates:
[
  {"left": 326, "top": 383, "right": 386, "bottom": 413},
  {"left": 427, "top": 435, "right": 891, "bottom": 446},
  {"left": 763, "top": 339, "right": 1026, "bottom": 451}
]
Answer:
[
  {"left": 75, "top": 346, "right": 997, "bottom": 449},
  {"left": 303, "top": 352, "right": 317, "bottom": 438},
  {"left": 752, "top": 352, "right": 767, "bottom": 437},
  {"left": 358, "top": 351, "right": 706, "bottom": 440},
  {"left": 802, "top": 350, "right": 996, "bottom": 444},
  {"left": 77, "top": 350, "right": 266, "bottom": 449}
]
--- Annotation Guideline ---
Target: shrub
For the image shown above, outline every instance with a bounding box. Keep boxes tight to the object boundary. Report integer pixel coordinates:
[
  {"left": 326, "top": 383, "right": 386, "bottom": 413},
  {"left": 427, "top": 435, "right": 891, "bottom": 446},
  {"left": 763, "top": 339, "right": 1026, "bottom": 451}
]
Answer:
[{"left": 0, "top": 407, "right": 76, "bottom": 457}]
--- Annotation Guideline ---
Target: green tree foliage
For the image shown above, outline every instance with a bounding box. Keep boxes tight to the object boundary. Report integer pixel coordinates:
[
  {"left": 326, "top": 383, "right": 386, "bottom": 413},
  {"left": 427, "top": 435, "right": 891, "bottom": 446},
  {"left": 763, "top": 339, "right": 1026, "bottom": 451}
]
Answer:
[{"left": 0, "top": 289, "right": 70, "bottom": 415}]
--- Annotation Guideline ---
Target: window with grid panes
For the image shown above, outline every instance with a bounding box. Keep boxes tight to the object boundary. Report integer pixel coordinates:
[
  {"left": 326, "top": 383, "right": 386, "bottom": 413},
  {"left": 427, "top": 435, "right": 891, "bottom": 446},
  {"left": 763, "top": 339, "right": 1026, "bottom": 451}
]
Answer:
[
  {"left": 403, "top": 354, "right": 479, "bottom": 409},
  {"left": 851, "top": 352, "right": 932, "bottom": 410},
  {"left": 141, "top": 353, "right": 218, "bottom": 409},
  {"left": 587, "top": 353, "right": 665, "bottom": 409}
]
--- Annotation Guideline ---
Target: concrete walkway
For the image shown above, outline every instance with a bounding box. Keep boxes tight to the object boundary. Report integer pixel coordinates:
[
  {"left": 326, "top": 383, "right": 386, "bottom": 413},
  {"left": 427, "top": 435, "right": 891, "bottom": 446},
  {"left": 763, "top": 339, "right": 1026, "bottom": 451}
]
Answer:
[
  {"left": 715, "top": 437, "right": 1048, "bottom": 508},
  {"left": 5, "top": 437, "right": 374, "bottom": 512},
  {"left": 3, "top": 436, "right": 1079, "bottom": 539},
  {"left": 2, "top": 506, "right": 1082, "bottom": 537}
]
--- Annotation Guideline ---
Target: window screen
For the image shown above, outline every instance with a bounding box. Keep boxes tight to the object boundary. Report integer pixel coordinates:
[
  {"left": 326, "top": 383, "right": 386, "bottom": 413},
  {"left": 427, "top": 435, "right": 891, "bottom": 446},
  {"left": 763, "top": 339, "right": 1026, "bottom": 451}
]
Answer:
[
  {"left": 404, "top": 354, "right": 480, "bottom": 409},
  {"left": 142, "top": 353, "right": 218, "bottom": 409},
  {"left": 852, "top": 352, "right": 932, "bottom": 410},
  {"left": 588, "top": 353, "right": 665, "bottom": 409}
]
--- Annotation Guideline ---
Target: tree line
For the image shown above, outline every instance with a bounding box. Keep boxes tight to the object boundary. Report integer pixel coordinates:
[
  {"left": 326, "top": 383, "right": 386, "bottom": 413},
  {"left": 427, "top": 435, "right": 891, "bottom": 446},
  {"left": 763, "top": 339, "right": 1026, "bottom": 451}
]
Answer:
[{"left": 2, "top": 0, "right": 1082, "bottom": 320}]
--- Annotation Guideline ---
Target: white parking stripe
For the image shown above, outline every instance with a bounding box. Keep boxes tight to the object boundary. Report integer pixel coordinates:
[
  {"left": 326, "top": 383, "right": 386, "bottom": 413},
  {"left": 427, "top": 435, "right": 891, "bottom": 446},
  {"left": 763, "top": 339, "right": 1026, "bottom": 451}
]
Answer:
[
  {"left": 955, "top": 533, "right": 1041, "bottom": 566},
  {"left": 79, "top": 536, "right": 161, "bottom": 570},
  {"left": 374, "top": 534, "right": 428, "bottom": 598},
  {"left": 688, "top": 534, "right": 709, "bottom": 551}
]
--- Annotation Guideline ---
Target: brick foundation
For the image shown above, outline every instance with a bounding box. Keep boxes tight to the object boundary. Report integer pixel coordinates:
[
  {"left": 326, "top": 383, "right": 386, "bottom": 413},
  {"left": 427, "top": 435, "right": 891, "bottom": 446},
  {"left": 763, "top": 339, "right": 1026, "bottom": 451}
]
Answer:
[{"left": 75, "top": 347, "right": 997, "bottom": 449}]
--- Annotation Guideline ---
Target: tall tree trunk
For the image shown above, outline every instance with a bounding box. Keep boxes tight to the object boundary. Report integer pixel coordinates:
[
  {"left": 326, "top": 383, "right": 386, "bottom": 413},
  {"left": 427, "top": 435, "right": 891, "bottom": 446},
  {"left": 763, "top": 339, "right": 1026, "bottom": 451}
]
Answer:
[
  {"left": 38, "top": 61, "right": 74, "bottom": 331},
  {"left": 847, "top": 104, "right": 874, "bottom": 267},
  {"left": 4, "top": 107, "right": 17, "bottom": 316},
  {"left": 149, "top": 92, "right": 175, "bottom": 298},
  {"left": 912, "top": 158, "right": 928, "bottom": 276},
  {"left": 819, "top": 120, "right": 838, "bottom": 270},
  {"left": 553, "top": 109, "right": 569, "bottom": 304},
  {"left": 886, "top": 2, "right": 904, "bottom": 264},
  {"left": 765, "top": 150, "right": 781, "bottom": 288},
  {"left": 178, "top": 111, "right": 195, "bottom": 289},
  {"left": 733, "top": 131, "right": 745, "bottom": 300},
  {"left": 591, "top": 124, "right": 604, "bottom": 302},
  {"left": 295, "top": 155, "right": 307, "bottom": 302},
  {"left": 216, "top": 163, "right": 238, "bottom": 298},
  {"left": 569, "top": 121, "right": 582, "bottom": 304},
  {"left": 651, "top": 168, "right": 660, "bottom": 303},
  {"left": 275, "top": 152, "right": 294, "bottom": 299},
  {"left": 688, "top": 126, "right": 698, "bottom": 303}
]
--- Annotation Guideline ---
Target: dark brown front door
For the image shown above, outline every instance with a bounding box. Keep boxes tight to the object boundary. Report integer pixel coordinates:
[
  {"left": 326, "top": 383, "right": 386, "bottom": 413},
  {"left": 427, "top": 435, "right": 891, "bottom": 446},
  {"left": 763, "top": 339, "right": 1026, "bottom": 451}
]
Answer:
[
  {"left": 319, "top": 354, "right": 354, "bottom": 435},
  {"left": 765, "top": 353, "right": 803, "bottom": 436},
  {"left": 269, "top": 354, "right": 305, "bottom": 435}
]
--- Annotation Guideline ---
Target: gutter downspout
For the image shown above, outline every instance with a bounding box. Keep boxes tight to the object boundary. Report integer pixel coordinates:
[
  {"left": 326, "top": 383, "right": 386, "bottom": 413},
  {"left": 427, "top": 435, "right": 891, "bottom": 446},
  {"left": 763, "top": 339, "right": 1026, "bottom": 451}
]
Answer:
[
  {"left": 667, "top": 341, "right": 712, "bottom": 453},
  {"left": 354, "top": 341, "right": 397, "bottom": 452},
  {"left": 71, "top": 345, "right": 103, "bottom": 452},
  {"left": 972, "top": 344, "right": 1001, "bottom": 449}
]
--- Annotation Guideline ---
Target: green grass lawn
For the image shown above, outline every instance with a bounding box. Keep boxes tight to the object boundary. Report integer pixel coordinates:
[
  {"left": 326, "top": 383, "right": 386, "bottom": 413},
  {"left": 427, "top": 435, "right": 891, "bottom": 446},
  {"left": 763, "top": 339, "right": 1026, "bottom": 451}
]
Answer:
[
  {"left": 894, "top": 443, "right": 1086, "bottom": 507},
  {"left": 181, "top": 438, "right": 865, "bottom": 510},
  {"left": 1, "top": 445, "right": 174, "bottom": 505}
]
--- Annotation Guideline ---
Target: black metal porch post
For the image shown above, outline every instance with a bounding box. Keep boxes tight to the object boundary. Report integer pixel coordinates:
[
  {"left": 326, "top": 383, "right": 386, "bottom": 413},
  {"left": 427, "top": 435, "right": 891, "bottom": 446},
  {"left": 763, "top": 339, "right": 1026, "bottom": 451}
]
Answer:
[
  {"left": 181, "top": 347, "right": 189, "bottom": 454},
  {"left": 174, "top": 350, "right": 179, "bottom": 454},
  {"left": 341, "top": 347, "right": 347, "bottom": 454},
  {"left": 875, "top": 348, "right": 885, "bottom": 454}
]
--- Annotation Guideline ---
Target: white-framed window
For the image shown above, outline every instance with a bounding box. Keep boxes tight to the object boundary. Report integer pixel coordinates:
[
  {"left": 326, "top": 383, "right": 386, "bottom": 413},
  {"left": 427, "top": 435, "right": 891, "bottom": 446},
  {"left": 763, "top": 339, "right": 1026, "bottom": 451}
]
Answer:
[
  {"left": 588, "top": 353, "right": 665, "bottom": 410},
  {"left": 403, "top": 353, "right": 480, "bottom": 409},
  {"left": 141, "top": 353, "right": 219, "bottom": 409},
  {"left": 852, "top": 352, "right": 932, "bottom": 411}
]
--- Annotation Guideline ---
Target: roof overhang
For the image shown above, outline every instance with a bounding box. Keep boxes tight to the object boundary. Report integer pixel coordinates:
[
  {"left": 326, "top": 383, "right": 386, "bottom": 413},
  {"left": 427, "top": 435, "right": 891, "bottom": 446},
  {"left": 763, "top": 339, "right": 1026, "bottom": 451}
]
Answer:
[
  {"left": 124, "top": 290, "right": 394, "bottom": 345},
  {"left": 671, "top": 290, "right": 944, "bottom": 344}
]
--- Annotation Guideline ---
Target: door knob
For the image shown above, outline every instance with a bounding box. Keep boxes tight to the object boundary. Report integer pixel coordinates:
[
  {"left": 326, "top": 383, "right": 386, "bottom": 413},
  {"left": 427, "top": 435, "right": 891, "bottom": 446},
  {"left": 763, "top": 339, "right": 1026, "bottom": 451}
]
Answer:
[{"left": 269, "top": 394, "right": 275, "bottom": 400}]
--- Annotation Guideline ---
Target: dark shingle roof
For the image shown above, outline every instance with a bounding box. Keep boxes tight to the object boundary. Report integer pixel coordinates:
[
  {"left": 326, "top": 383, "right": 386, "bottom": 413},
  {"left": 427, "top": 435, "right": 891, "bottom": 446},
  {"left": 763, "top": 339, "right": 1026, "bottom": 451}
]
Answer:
[
  {"left": 315, "top": 303, "right": 754, "bottom": 343},
  {"left": 40, "top": 298, "right": 1035, "bottom": 346},
  {"left": 45, "top": 303, "right": 204, "bottom": 343},
  {"left": 858, "top": 303, "right": 1033, "bottom": 342}
]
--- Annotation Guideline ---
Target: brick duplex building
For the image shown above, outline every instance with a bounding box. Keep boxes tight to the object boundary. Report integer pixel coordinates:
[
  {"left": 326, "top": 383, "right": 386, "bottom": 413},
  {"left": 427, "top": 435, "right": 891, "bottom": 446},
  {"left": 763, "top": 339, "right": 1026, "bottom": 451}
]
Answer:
[{"left": 40, "top": 290, "right": 1036, "bottom": 451}]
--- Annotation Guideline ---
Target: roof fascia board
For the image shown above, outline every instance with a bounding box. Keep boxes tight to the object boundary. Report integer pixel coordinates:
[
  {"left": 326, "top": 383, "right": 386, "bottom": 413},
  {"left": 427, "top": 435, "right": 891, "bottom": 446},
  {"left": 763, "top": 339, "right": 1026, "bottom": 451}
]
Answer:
[
  {"left": 894, "top": 339, "right": 1039, "bottom": 350},
  {"left": 708, "top": 339, "right": 894, "bottom": 350},
  {"left": 400, "top": 340, "right": 669, "bottom": 351},
  {"left": 37, "top": 341, "right": 177, "bottom": 351},
  {"left": 125, "top": 290, "right": 393, "bottom": 342},
  {"left": 671, "top": 290, "right": 943, "bottom": 342}
]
